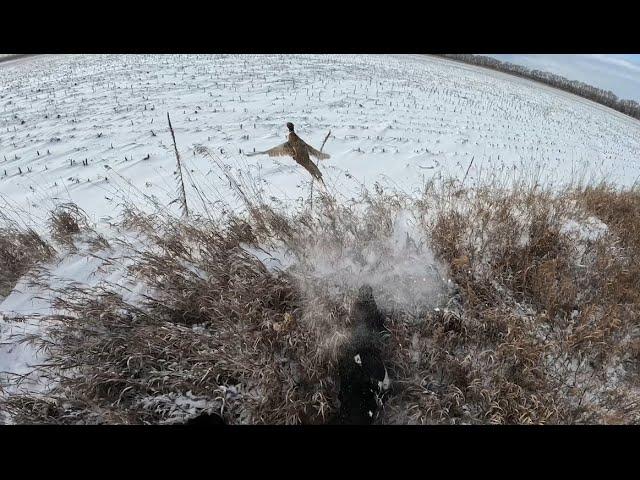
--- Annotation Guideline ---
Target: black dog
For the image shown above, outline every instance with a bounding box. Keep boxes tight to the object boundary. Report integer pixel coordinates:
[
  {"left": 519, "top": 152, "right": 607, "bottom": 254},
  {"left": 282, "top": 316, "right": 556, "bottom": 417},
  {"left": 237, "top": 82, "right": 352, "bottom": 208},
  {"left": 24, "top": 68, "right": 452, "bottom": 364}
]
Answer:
[
  {"left": 335, "top": 285, "right": 390, "bottom": 425},
  {"left": 351, "top": 284, "right": 387, "bottom": 334}
]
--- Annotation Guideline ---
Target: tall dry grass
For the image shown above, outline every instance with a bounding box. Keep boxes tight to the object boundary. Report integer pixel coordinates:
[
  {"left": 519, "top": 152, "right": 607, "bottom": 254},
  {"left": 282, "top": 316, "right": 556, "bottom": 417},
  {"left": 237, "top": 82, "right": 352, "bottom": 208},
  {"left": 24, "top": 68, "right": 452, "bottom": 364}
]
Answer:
[
  {"left": 0, "top": 223, "right": 55, "bottom": 299},
  {"left": 2, "top": 159, "right": 639, "bottom": 424}
]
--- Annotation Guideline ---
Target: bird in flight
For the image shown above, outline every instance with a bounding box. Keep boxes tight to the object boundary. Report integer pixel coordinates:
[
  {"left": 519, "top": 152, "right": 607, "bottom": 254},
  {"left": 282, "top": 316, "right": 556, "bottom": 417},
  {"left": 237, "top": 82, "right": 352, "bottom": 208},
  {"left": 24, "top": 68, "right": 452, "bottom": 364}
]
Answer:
[{"left": 247, "top": 122, "right": 329, "bottom": 187}]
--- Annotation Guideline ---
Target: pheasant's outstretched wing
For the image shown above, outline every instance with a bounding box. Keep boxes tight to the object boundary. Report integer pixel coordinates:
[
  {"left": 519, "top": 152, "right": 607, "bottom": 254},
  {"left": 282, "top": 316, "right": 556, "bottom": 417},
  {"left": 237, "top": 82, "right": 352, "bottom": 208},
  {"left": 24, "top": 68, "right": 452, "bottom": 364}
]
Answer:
[
  {"left": 246, "top": 141, "right": 294, "bottom": 158},
  {"left": 304, "top": 141, "right": 331, "bottom": 160}
]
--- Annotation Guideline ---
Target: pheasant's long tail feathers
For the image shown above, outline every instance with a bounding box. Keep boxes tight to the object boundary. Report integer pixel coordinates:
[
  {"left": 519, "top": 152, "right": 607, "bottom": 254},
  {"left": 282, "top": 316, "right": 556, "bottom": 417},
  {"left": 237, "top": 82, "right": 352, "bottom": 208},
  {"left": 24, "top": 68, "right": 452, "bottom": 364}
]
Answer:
[
  {"left": 317, "top": 177, "right": 328, "bottom": 194},
  {"left": 300, "top": 156, "right": 324, "bottom": 182}
]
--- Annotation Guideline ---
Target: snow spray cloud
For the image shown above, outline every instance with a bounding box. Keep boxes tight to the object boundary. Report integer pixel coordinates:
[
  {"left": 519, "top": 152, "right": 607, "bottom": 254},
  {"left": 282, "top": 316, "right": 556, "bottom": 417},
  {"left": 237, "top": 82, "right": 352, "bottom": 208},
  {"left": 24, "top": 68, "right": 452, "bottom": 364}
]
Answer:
[{"left": 268, "top": 203, "right": 452, "bottom": 318}]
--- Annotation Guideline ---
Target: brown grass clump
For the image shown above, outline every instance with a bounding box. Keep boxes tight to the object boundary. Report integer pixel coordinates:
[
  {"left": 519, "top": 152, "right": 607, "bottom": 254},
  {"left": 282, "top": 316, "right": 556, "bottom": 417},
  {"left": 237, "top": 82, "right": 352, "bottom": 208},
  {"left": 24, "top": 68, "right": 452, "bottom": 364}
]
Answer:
[
  {"left": 580, "top": 184, "right": 640, "bottom": 251},
  {"left": 47, "top": 203, "right": 89, "bottom": 247},
  {"left": 404, "top": 182, "right": 640, "bottom": 424},
  {"left": 0, "top": 226, "right": 55, "bottom": 298},
  {"left": 578, "top": 184, "right": 640, "bottom": 304}
]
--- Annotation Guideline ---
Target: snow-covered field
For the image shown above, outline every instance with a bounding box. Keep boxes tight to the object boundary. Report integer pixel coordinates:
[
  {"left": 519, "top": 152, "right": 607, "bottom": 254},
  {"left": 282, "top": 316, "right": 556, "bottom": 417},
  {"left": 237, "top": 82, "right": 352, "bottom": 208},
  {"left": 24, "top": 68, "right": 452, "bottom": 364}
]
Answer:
[
  {"left": 1, "top": 54, "right": 640, "bottom": 422},
  {"left": 1, "top": 54, "right": 639, "bottom": 232}
]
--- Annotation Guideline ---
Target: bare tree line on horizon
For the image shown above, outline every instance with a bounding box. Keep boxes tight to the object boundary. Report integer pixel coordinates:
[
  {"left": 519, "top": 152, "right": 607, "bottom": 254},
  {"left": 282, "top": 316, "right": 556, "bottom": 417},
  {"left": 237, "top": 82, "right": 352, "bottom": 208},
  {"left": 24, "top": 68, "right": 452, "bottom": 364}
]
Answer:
[{"left": 439, "top": 54, "right": 640, "bottom": 121}]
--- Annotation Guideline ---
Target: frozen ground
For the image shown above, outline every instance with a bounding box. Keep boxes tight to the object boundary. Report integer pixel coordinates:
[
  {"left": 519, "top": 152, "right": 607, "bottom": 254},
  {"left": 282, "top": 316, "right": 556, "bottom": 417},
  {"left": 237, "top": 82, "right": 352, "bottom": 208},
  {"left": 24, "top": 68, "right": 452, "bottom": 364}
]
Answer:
[
  {"left": 1, "top": 54, "right": 639, "bottom": 233},
  {"left": 1, "top": 54, "right": 639, "bottom": 418}
]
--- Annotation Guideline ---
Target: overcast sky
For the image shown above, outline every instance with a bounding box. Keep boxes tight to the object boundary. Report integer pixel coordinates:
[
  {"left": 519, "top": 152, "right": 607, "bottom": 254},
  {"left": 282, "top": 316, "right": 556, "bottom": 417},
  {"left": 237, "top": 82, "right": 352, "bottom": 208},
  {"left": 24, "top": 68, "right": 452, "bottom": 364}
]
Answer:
[{"left": 487, "top": 54, "right": 640, "bottom": 102}]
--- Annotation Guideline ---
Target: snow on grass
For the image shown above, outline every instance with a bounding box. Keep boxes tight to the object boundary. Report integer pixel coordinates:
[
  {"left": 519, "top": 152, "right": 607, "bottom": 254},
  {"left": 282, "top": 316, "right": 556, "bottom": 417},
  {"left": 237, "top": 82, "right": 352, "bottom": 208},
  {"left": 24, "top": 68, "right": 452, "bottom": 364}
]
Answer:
[
  {"left": 137, "top": 390, "right": 231, "bottom": 424},
  {"left": 0, "top": 316, "right": 51, "bottom": 399},
  {"left": 287, "top": 206, "right": 450, "bottom": 315},
  {"left": 561, "top": 216, "right": 609, "bottom": 242}
]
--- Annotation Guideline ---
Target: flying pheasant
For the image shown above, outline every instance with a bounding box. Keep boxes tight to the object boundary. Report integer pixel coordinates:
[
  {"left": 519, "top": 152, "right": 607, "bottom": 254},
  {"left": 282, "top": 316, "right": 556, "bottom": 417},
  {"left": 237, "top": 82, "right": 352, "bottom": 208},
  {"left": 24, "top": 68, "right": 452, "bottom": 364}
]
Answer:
[{"left": 247, "top": 122, "right": 329, "bottom": 186}]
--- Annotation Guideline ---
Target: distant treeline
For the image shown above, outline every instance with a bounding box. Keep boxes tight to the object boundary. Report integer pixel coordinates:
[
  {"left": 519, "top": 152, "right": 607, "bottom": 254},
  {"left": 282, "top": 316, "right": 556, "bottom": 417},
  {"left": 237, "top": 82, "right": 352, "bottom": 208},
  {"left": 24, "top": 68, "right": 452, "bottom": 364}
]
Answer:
[
  {"left": 438, "top": 54, "right": 640, "bottom": 121},
  {"left": 0, "top": 54, "right": 36, "bottom": 63}
]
